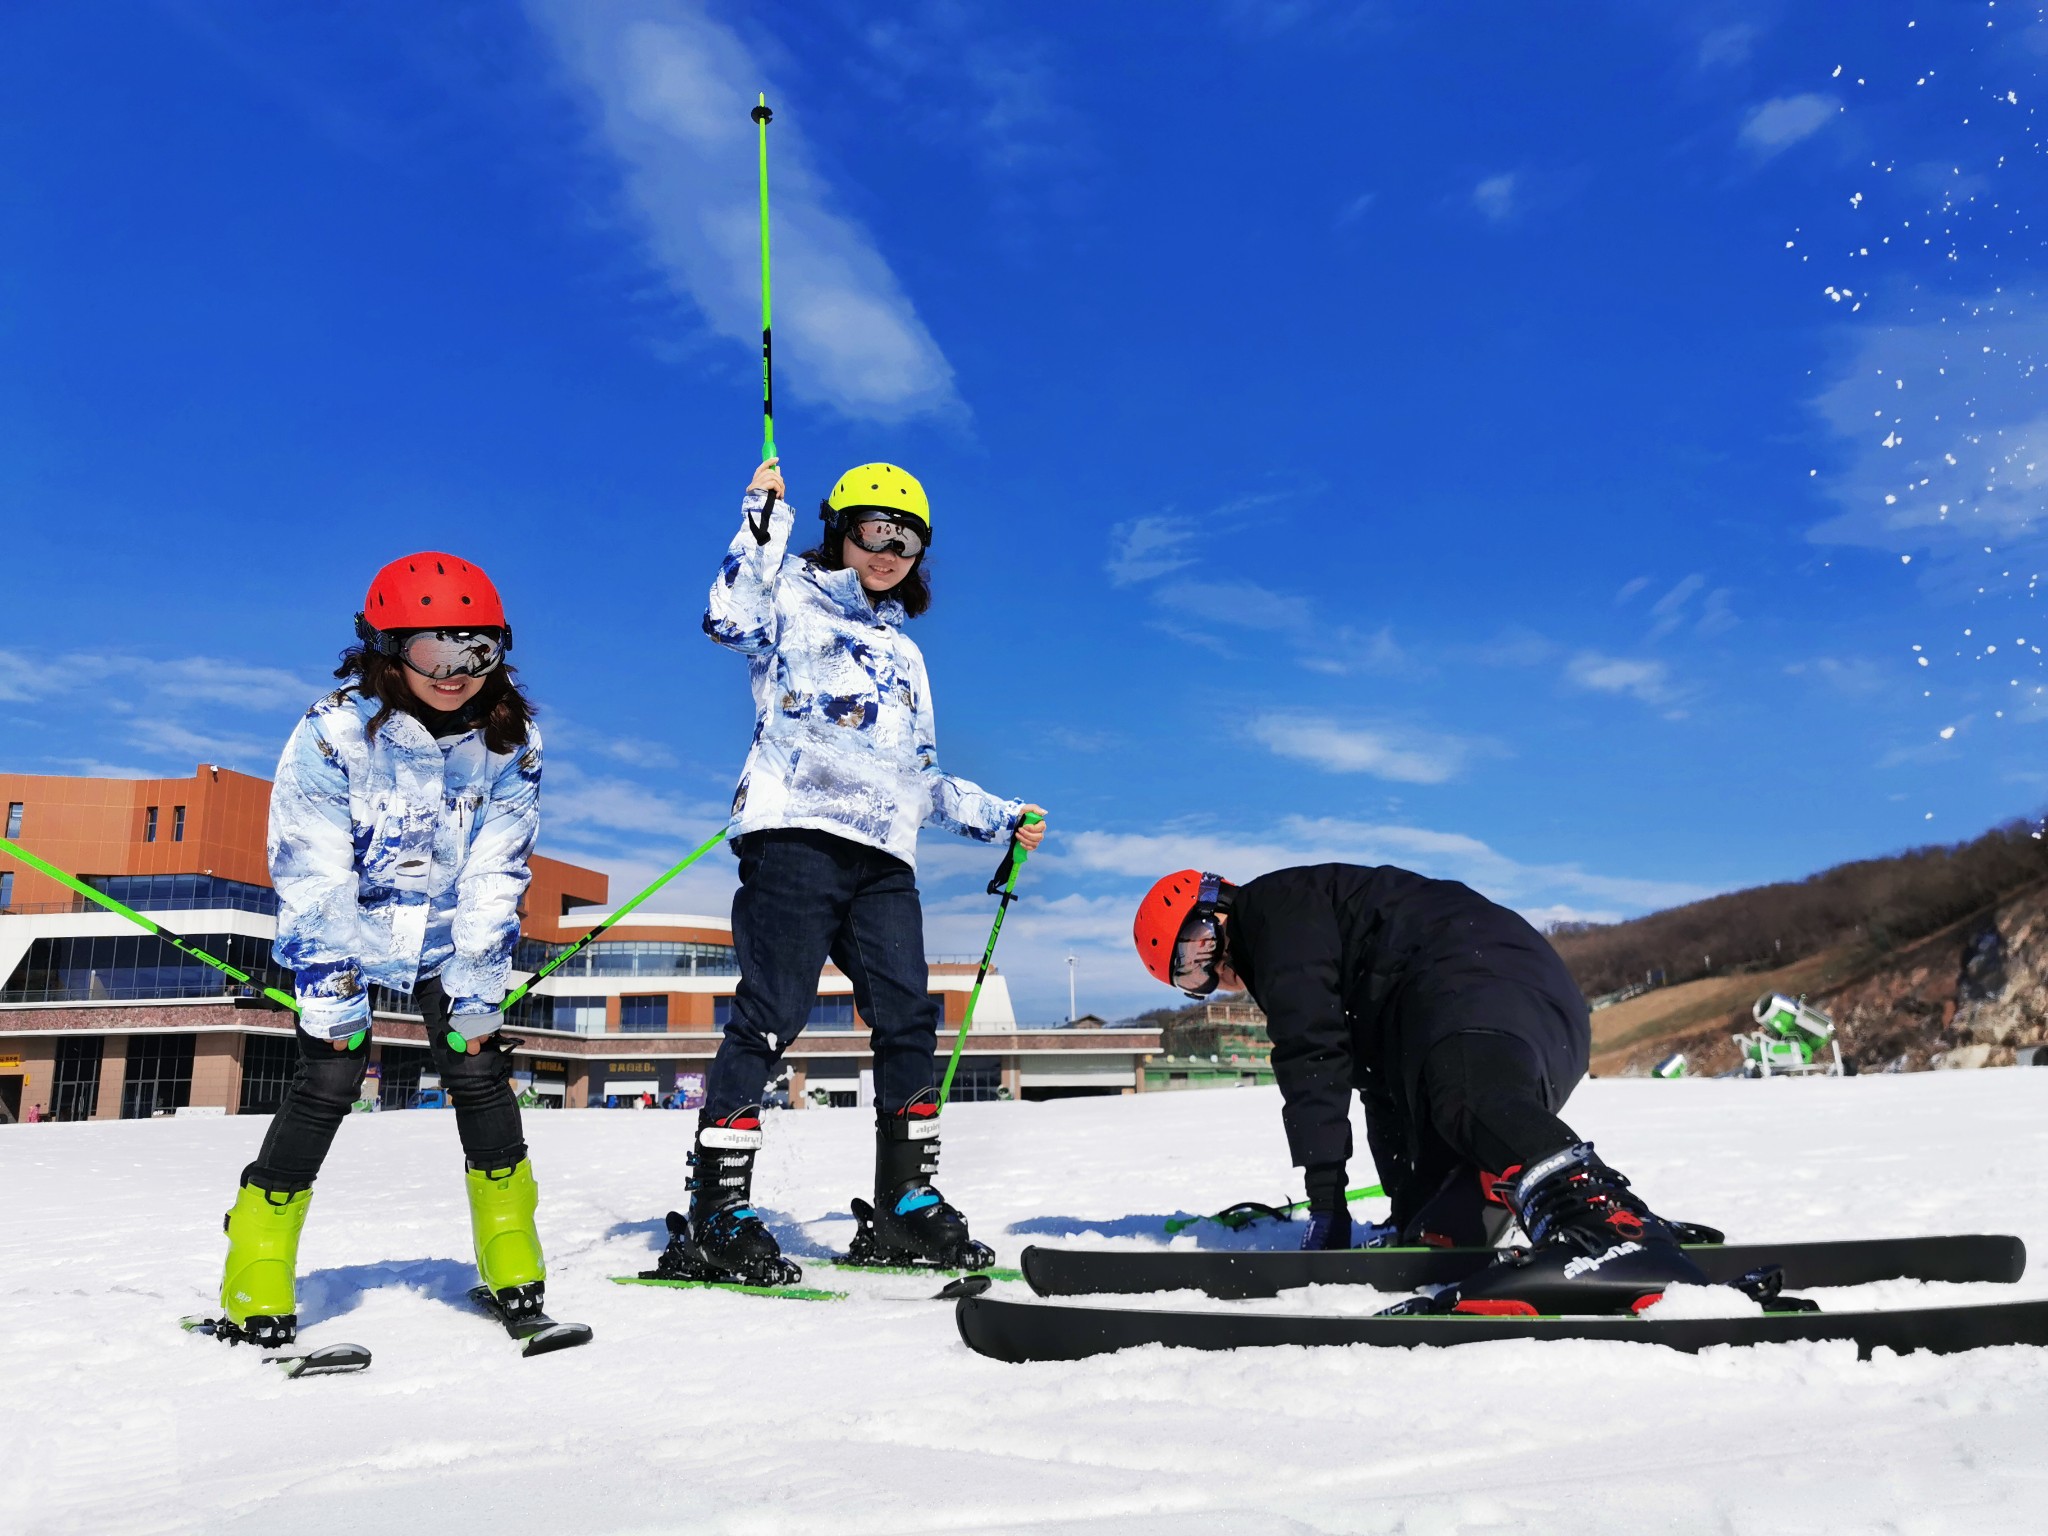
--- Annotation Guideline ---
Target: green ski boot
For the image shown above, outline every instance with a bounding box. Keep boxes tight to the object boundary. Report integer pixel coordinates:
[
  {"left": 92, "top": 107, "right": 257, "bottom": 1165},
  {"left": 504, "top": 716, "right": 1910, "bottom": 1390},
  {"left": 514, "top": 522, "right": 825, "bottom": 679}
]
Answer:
[
  {"left": 466, "top": 1159, "right": 547, "bottom": 1323},
  {"left": 217, "top": 1181, "right": 312, "bottom": 1347}
]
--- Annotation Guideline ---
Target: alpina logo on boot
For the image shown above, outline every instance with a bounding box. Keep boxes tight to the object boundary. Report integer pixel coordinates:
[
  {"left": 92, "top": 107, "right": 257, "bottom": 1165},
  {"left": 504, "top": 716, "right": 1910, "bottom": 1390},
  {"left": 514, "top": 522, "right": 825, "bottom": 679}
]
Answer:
[{"left": 1563, "top": 1240, "right": 1644, "bottom": 1280}]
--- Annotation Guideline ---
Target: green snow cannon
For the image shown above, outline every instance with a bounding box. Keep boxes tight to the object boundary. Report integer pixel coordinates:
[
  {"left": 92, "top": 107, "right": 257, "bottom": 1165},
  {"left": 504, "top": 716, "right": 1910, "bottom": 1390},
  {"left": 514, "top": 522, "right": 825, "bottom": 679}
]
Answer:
[
  {"left": 1653, "top": 1052, "right": 1689, "bottom": 1079},
  {"left": 1739, "top": 992, "right": 1842, "bottom": 1077}
]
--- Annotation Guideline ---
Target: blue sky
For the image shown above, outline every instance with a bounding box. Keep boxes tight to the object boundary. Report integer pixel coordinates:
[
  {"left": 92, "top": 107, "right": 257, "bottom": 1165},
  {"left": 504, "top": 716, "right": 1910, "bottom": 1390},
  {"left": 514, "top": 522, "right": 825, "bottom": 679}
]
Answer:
[{"left": 4, "top": 2, "right": 2047, "bottom": 1021}]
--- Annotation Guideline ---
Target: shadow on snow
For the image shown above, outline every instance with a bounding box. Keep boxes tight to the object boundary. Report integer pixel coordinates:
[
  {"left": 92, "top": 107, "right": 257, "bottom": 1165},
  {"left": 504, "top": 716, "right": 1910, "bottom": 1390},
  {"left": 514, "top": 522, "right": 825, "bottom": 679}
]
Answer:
[{"left": 297, "top": 1258, "right": 481, "bottom": 1325}]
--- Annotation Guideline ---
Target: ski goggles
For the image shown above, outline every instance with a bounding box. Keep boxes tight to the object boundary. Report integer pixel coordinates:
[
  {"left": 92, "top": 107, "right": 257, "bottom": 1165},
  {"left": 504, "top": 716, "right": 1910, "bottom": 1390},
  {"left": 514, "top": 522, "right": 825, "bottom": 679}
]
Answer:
[
  {"left": 1172, "top": 912, "right": 1224, "bottom": 998},
  {"left": 394, "top": 628, "right": 507, "bottom": 679},
  {"left": 843, "top": 515, "right": 926, "bottom": 559}
]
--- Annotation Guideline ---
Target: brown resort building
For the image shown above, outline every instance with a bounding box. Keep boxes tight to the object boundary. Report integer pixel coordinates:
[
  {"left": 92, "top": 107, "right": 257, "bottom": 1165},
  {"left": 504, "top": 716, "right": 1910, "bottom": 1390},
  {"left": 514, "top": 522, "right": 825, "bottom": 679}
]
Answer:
[{"left": 0, "top": 767, "right": 1157, "bottom": 1123}]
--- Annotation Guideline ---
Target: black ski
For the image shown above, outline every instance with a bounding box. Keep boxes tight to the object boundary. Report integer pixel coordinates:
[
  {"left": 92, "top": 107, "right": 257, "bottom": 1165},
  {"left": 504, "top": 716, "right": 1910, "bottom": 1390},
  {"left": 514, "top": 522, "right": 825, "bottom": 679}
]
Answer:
[
  {"left": 957, "top": 1292, "right": 2048, "bottom": 1364},
  {"left": 1020, "top": 1234, "right": 2026, "bottom": 1300},
  {"left": 179, "top": 1316, "right": 371, "bottom": 1377},
  {"left": 467, "top": 1285, "right": 593, "bottom": 1358}
]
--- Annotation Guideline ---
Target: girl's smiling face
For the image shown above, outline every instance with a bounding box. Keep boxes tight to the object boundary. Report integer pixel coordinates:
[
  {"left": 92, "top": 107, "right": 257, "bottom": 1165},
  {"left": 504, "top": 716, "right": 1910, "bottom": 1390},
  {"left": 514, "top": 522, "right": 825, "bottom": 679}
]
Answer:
[
  {"left": 402, "top": 663, "right": 486, "bottom": 711},
  {"left": 842, "top": 537, "right": 910, "bottom": 593}
]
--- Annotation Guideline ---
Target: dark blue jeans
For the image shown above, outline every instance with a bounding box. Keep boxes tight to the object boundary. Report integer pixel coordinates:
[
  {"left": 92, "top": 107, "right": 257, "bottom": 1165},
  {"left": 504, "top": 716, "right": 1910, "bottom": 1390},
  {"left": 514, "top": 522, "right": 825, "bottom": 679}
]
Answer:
[{"left": 706, "top": 828, "right": 940, "bottom": 1117}]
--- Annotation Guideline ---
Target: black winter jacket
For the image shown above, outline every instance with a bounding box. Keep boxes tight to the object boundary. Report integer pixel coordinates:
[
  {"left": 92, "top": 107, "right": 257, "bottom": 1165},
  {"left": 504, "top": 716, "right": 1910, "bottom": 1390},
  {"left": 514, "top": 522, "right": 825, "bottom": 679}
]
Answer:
[{"left": 1226, "top": 864, "right": 1589, "bottom": 1179}]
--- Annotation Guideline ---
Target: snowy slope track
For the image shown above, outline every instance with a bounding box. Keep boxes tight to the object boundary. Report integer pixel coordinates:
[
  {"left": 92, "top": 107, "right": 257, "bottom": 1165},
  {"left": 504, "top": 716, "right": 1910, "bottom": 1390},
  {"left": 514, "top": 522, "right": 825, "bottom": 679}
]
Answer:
[{"left": 3, "top": 1073, "right": 2047, "bottom": 1534}]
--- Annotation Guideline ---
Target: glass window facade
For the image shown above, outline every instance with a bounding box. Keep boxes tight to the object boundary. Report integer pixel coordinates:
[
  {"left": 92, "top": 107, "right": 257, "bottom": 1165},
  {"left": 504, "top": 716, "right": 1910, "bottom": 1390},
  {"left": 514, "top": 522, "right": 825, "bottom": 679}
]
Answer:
[
  {"left": 948, "top": 1055, "right": 1006, "bottom": 1103},
  {"left": 554, "top": 997, "right": 606, "bottom": 1033},
  {"left": 514, "top": 937, "right": 738, "bottom": 977},
  {"left": 51, "top": 1037, "right": 102, "bottom": 1121},
  {"left": 0, "top": 871, "right": 12, "bottom": 910},
  {"left": 239, "top": 1034, "right": 297, "bottom": 1114},
  {"left": 82, "top": 874, "right": 278, "bottom": 915},
  {"left": 144, "top": 806, "right": 158, "bottom": 843},
  {"left": 121, "top": 1034, "right": 195, "bottom": 1119},
  {"left": 5, "top": 801, "right": 20, "bottom": 838},
  {"left": 619, "top": 995, "right": 668, "bottom": 1033},
  {"left": 1, "top": 932, "right": 286, "bottom": 1003},
  {"left": 172, "top": 805, "right": 186, "bottom": 842}
]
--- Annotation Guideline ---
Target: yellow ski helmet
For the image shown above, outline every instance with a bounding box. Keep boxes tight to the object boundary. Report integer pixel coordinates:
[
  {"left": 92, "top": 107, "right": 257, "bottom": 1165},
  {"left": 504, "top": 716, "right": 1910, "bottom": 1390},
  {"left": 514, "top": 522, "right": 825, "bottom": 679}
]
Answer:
[{"left": 827, "top": 463, "right": 931, "bottom": 542}]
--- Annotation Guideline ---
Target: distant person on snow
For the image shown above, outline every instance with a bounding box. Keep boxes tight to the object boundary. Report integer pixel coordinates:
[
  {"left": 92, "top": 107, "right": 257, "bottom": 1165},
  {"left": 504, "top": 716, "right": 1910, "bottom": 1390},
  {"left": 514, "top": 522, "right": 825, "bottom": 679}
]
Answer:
[
  {"left": 653, "top": 458, "right": 1046, "bottom": 1287},
  {"left": 1132, "top": 865, "right": 1721, "bottom": 1313},
  {"left": 205, "top": 554, "right": 555, "bottom": 1347}
]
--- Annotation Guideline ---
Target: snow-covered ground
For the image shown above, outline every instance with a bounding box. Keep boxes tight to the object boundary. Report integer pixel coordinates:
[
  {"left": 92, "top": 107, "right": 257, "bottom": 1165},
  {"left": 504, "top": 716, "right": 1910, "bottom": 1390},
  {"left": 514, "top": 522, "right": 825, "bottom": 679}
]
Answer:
[{"left": 4, "top": 1071, "right": 2047, "bottom": 1535}]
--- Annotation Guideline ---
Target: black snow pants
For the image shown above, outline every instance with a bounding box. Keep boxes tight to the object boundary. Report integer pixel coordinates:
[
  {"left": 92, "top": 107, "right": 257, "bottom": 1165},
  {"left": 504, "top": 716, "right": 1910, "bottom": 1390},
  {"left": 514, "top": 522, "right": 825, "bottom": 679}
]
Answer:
[
  {"left": 244, "top": 976, "right": 527, "bottom": 1191},
  {"left": 1280, "top": 987, "right": 1585, "bottom": 1246},
  {"left": 1374, "top": 1029, "right": 1583, "bottom": 1246}
]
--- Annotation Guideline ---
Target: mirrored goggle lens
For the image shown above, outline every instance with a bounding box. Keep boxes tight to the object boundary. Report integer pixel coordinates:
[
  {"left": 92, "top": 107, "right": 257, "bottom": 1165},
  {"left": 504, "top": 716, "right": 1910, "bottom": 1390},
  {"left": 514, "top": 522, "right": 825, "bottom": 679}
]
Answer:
[
  {"left": 846, "top": 517, "right": 925, "bottom": 558},
  {"left": 399, "top": 630, "right": 504, "bottom": 678},
  {"left": 1171, "top": 921, "right": 1220, "bottom": 993}
]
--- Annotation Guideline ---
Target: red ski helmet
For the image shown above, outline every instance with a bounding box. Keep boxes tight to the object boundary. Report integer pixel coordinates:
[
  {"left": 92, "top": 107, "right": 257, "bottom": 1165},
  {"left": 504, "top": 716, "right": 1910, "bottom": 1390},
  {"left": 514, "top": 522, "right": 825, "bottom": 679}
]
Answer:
[
  {"left": 1133, "top": 869, "right": 1228, "bottom": 987},
  {"left": 356, "top": 552, "right": 509, "bottom": 644}
]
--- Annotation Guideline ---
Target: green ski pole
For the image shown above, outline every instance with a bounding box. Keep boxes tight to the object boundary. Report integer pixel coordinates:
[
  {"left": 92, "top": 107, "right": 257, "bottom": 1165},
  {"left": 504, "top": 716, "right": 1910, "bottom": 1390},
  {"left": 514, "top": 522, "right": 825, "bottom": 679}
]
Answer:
[
  {"left": 936, "top": 813, "right": 1043, "bottom": 1110},
  {"left": 751, "top": 93, "right": 775, "bottom": 465},
  {"left": 0, "top": 834, "right": 299, "bottom": 1013},
  {"left": 501, "top": 825, "right": 732, "bottom": 1012}
]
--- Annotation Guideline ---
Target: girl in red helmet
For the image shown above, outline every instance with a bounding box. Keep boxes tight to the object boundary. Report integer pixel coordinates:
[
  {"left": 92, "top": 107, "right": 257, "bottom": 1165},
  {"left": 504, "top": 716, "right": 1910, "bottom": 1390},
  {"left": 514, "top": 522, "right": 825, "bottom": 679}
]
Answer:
[
  {"left": 201, "top": 553, "right": 579, "bottom": 1352},
  {"left": 655, "top": 457, "right": 1046, "bottom": 1288}
]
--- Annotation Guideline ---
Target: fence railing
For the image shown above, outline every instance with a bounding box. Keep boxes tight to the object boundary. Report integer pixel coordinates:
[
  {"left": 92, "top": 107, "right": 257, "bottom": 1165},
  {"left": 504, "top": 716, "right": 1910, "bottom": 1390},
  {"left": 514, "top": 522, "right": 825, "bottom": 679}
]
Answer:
[{"left": 1, "top": 893, "right": 279, "bottom": 917}]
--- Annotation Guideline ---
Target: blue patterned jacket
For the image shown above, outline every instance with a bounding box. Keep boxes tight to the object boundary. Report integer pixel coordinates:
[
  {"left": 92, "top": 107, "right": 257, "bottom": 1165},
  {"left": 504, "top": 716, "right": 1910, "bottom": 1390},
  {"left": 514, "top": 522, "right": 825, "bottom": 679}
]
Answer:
[
  {"left": 704, "top": 490, "right": 1022, "bottom": 867},
  {"left": 267, "top": 688, "right": 541, "bottom": 1040}
]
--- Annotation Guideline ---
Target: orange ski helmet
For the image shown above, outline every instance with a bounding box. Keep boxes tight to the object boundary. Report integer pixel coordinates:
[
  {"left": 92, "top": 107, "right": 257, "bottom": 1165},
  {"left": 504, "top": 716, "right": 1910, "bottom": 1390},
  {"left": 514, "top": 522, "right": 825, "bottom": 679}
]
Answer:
[{"left": 1133, "top": 869, "right": 1229, "bottom": 988}]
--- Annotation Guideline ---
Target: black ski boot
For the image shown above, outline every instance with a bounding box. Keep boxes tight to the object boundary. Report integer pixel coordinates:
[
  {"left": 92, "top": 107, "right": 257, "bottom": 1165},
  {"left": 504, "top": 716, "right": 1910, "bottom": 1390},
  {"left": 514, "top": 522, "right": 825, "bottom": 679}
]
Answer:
[
  {"left": 843, "top": 1091, "right": 993, "bottom": 1271},
  {"left": 1402, "top": 1142, "right": 1710, "bottom": 1316},
  {"left": 648, "top": 1106, "right": 802, "bottom": 1287}
]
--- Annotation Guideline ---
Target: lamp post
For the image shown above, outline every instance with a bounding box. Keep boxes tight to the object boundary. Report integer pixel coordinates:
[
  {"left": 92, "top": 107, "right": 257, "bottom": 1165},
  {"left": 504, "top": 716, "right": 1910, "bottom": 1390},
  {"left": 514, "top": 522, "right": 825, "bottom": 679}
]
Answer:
[{"left": 1067, "top": 954, "right": 1077, "bottom": 1023}]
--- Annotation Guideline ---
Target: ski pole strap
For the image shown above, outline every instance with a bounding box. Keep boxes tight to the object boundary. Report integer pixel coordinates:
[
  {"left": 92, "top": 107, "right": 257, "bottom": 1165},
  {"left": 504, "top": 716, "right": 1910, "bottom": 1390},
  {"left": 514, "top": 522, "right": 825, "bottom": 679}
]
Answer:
[
  {"left": 984, "top": 811, "right": 1042, "bottom": 897},
  {"left": 500, "top": 824, "right": 732, "bottom": 1013},
  {"left": 0, "top": 834, "right": 300, "bottom": 1013}
]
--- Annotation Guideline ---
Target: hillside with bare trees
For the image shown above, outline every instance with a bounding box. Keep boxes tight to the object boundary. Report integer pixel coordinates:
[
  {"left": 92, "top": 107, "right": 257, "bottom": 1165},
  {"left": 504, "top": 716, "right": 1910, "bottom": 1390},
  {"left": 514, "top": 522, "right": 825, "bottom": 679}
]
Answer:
[{"left": 1551, "top": 818, "right": 2048, "bottom": 1000}]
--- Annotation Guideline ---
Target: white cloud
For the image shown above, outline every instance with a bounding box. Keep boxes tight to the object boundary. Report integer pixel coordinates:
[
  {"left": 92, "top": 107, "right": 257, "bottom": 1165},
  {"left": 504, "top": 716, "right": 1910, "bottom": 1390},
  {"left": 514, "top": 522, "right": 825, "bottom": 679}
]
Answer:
[
  {"left": 1565, "top": 651, "right": 1676, "bottom": 706},
  {"left": 1153, "top": 578, "right": 1307, "bottom": 632},
  {"left": 1697, "top": 24, "right": 1758, "bottom": 69},
  {"left": 1646, "top": 573, "right": 1707, "bottom": 639},
  {"left": 526, "top": 0, "right": 958, "bottom": 423},
  {"left": 1248, "top": 713, "right": 1473, "bottom": 784},
  {"left": 1739, "top": 94, "right": 1839, "bottom": 155},
  {"left": 0, "top": 649, "right": 318, "bottom": 711},
  {"left": 1471, "top": 173, "right": 1518, "bottom": 223},
  {"left": 1105, "top": 516, "right": 1197, "bottom": 586},
  {"left": 1065, "top": 815, "right": 1713, "bottom": 918},
  {"left": 125, "top": 719, "right": 280, "bottom": 768},
  {"left": 541, "top": 763, "right": 723, "bottom": 846}
]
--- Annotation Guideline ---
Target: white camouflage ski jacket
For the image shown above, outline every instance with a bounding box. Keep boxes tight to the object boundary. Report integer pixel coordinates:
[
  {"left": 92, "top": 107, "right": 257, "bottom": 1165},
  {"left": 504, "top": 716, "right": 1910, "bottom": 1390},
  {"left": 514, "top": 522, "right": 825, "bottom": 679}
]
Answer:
[
  {"left": 704, "top": 489, "right": 1023, "bottom": 867},
  {"left": 268, "top": 688, "right": 541, "bottom": 1040}
]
